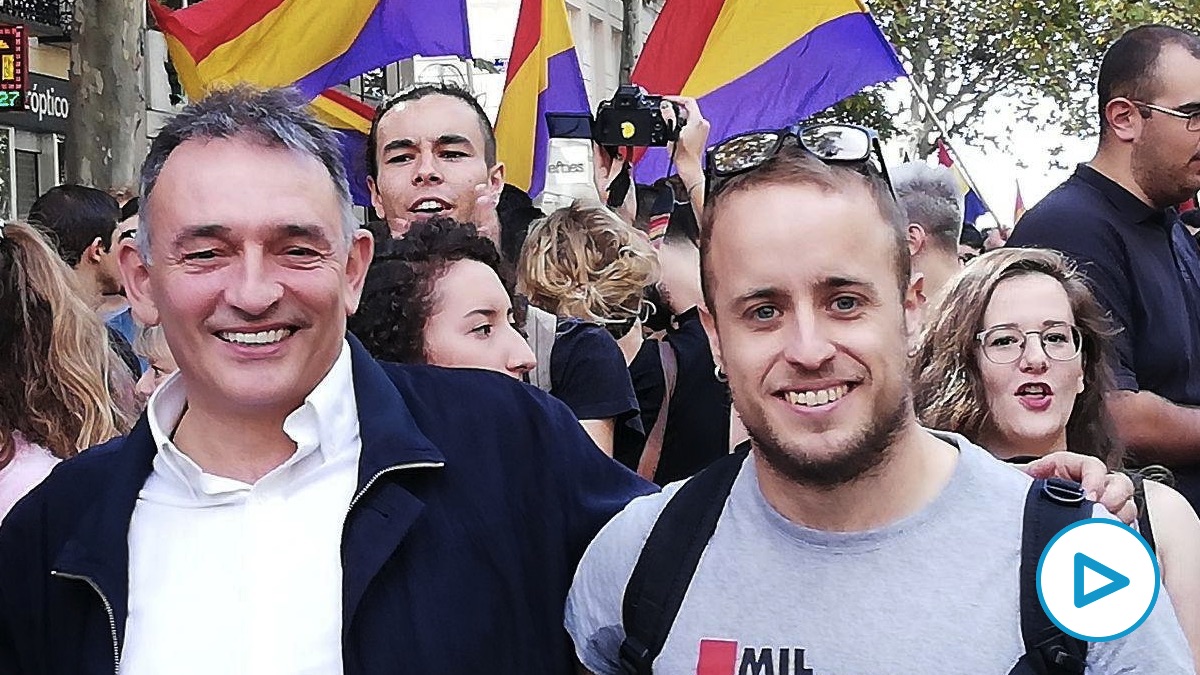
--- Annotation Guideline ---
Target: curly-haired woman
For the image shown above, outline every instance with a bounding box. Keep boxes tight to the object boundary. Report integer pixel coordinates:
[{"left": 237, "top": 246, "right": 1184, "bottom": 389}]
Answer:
[
  {"left": 912, "top": 247, "right": 1200, "bottom": 665},
  {"left": 0, "top": 221, "right": 136, "bottom": 522},
  {"left": 349, "top": 217, "right": 535, "bottom": 379}
]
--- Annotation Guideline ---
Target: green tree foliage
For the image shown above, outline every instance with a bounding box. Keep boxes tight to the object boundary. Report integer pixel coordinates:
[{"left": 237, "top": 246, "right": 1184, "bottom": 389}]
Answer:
[{"left": 813, "top": 0, "right": 1198, "bottom": 158}]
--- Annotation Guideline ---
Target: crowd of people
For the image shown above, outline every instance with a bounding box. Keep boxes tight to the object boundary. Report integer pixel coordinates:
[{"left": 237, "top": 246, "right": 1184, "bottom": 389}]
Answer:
[{"left": 1, "top": 20, "right": 1199, "bottom": 675}]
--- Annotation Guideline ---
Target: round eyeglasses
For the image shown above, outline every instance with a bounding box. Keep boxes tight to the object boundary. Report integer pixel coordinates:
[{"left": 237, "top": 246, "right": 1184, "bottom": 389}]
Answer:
[{"left": 975, "top": 324, "right": 1083, "bottom": 365}]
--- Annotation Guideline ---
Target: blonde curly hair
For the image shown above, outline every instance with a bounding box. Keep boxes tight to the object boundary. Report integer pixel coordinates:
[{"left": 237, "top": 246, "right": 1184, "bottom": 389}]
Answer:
[{"left": 518, "top": 200, "right": 659, "bottom": 327}]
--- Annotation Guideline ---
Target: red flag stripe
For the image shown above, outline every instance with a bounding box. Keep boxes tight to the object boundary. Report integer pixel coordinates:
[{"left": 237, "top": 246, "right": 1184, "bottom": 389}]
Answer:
[
  {"left": 630, "top": 0, "right": 727, "bottom": 96},
  {"left": 150, "top": 0, "right": 289, "bottom": 63},
  {"left": 320, "top": 87, "right": 377, "bottom": 120},
  {"left": 506, "top": 0, "right": 545, "bottom": 85}
]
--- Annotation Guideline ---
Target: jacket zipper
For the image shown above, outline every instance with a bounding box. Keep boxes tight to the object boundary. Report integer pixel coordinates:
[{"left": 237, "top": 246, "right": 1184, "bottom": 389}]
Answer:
[
  {"left": 347, "top": 461, "right": 444, "bottom": 512},
  {"left": 50, "top": 570, "right": 120, "bottom": 674},
  {"left": 40, "top": 464, "right": 442, "bottom": 675}
]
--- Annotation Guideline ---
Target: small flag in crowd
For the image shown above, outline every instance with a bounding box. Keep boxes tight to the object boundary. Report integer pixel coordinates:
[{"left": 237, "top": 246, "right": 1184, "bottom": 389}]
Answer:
[
  {"left": 149, "top": 0, "right": 472, "bottom": 205},
  {"left": 936, "top": 138, "right": 987, "bottom": 225},
  {"left": 631, "top": 0, "right": 906, "bottom": 179},
  {"left": 1014, "top": 179, "right": 1026, "bottom": 224},
  {"left": 494, "top": 0, "right": 591, "bottom": 196}
]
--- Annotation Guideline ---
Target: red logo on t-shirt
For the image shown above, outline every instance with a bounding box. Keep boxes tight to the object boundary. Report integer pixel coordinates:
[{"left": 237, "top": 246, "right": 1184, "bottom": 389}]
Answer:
[{"left": 696, "top": 639, "right": 815, "bottom": 675}]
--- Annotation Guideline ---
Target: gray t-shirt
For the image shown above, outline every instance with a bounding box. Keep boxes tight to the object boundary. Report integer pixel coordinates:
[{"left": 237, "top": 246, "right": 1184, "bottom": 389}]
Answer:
[{"left": 566, "top": 432, "right": 1194, "bottom": 674}]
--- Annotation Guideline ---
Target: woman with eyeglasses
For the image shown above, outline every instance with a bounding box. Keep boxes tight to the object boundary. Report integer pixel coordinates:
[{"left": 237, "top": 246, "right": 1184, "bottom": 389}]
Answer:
[{"left": 911, "top": 247, "right": 1200, "bottom": 665}]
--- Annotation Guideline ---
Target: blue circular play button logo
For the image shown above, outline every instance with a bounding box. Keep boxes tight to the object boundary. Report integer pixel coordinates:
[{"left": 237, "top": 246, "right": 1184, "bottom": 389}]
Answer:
[{"left": 1036, "top": 518, "right": 1161, "bottom": 641}]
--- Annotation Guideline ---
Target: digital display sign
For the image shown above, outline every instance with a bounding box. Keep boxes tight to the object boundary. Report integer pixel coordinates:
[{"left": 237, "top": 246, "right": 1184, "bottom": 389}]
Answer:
[{"left": 0, "top": 24, "right": 28, "bottom": 111}]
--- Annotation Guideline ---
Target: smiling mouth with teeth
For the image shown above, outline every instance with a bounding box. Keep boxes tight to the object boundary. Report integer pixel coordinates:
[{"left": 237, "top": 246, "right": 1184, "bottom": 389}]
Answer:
[
  {"left": 411, "top": 200, "right": 450, "bottom": 214},
  {"left": 784, "top": 385, "right": 851, "bottom": 408},
  {"left": 216, "top": 328, "right": 294, "bottom": 346}
]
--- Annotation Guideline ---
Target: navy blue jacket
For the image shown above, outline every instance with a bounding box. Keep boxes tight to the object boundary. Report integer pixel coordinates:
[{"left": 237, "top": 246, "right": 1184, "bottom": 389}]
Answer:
[{"left": 0, "top": 339, "right": 654, "bottom": 674}]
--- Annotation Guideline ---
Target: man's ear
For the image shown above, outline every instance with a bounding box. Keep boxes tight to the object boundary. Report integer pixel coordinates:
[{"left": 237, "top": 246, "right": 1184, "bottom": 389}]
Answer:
[
  {"left": 487, "top": 161, "right": 506, "bottom": 195},
  {"left": 83, "top": 237, "right": 106, "bottom": 266},
  {"left": 904, "top": 272, "right": 926, "bottom": 338},
  {"left": 1105, "top": 98, "right": 1143, "bottom": 142},
  {"left": 699, "top": 304, "right": 724, "bottom": 377},
  {"left": 118, "top": 238, "right": 159, "bottom": 327},
  {"left": 906, "top": 223, "right": 926, "bottom": 257},
  {"left": 367, "top": 176, "right": 387, "bottom": 219},
  {"left": 342, "top": 230, "right": 376, "bottom": 316}
]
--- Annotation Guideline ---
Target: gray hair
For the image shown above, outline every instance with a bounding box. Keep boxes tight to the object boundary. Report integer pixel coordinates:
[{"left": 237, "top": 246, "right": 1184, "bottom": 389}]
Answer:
[
  {"left": 891, "top": 161, "right": 964, "bottom": 251},
  {"left": 136, "top": 86, "right": 358, "bottom": 262}
]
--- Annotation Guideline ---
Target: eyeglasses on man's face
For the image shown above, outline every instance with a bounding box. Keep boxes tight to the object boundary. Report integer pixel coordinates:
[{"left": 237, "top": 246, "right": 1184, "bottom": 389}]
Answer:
[
  {"left": 1132, "top": 100, "right": 1200, "bottom": 132},
  {"left": 975, "top": 323, "right": 1083, "bottom": 365}
]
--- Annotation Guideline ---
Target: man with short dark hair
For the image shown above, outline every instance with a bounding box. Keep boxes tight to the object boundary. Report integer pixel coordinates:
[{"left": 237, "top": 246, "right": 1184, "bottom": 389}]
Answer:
[
  {"left": 1007, "top": 24, "right": 1200, "bottom": 507},
  {"left": 29, "top": 184, "right": 124, "bottom": 308},
  {"left": 366, "top": 82, "right": 505, "bottom": 241},
  {"left": 29, "top": 184, "right": 140, "bottom": 374},
  {"left": 565, "top": 140, "right": 1192, "bottom": 673},
  {"left": 892, "top": 161, "right": 965, "bottom": 301},
  {"left": 0, "top": 86, "right": 651, "bottom": 675}
]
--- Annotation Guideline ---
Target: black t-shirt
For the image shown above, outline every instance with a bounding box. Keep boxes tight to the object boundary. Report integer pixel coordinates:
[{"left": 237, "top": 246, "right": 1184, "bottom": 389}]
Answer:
[
  {"left": 549, "top": 319, "right": 642, "bottom": 443},
  {"left": 622, "top": 307, "right": 732, "bottom": 485}
]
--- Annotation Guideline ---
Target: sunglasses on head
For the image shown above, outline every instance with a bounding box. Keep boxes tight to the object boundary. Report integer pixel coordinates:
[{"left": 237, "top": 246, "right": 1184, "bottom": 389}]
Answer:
[{"left": 704, "top": 123, "right": 894, "bottom": 197}]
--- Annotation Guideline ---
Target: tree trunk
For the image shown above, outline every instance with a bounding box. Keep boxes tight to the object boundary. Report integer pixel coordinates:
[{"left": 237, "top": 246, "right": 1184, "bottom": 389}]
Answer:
[
  {"left": 67, "top": 0, "right": 146, "bottom": 191},
  {"left": 619, "top": 0, "right": 638, "bottom": 85}
]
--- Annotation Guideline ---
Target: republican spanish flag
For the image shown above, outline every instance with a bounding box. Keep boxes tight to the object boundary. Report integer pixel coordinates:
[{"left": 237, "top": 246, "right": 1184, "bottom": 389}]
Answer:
[
  {"left": 149, "top": 0, "right": 470, "bottom": 100},
  {"left": 149, "top": 0, "right": 470, "bottom": 206},
  {"left": 632, "top": 0, "right": 905, "bottom": 178},
  {"left": 494, "top": 0, "right": 590, "bottom": 196}
]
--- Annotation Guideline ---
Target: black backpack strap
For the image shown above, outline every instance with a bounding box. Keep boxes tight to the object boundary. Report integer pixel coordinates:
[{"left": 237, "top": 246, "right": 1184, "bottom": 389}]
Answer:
[
  {"left": 1130, "top": 473, "right": 1158, "bottom": 555},
  {"left": 1016, "top": 478, "right": 1092, "bottom": 675},
  {"left": 618, "top": 450, "right": 750, "bottom": 675}
]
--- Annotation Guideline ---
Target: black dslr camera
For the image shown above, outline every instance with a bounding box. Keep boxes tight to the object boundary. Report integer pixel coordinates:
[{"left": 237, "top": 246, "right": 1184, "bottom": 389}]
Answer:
[
  {"left": 546, "top": 85, "right": 683, "bottom": 147},
  {"left": 594, "top": 85, "right": 681, "bottom": 147}
]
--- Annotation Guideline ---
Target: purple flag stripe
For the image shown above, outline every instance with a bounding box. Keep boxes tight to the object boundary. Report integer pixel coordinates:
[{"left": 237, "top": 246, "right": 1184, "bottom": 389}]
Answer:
[
  {"left": 530, "top": 47, "right": 590, "bottom": 197},
  {"left": 636, "top": 11, "right": 905, "bottom": 181},
  {"left": 295, "top": 0, "right": 472, "bottom": 99},
  {"left": 334, "top": 127, "right": 372, "bottom": 207}
]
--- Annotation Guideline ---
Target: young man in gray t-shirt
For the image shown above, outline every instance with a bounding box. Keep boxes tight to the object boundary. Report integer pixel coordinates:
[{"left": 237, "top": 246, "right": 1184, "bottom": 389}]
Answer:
[{"left": 565, "top": 142, "right": 1194, "bottom": 674}]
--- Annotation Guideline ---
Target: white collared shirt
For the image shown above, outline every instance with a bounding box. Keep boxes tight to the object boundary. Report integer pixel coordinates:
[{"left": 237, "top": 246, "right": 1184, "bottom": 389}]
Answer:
[{"left": 121, "top": 341, "right": 361, "bottom": 675}]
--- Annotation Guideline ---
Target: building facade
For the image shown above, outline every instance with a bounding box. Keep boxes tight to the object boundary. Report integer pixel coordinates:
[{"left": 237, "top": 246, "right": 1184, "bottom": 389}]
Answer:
[{"left": 0, "top": 2, "right": 72, "bottom": 219}]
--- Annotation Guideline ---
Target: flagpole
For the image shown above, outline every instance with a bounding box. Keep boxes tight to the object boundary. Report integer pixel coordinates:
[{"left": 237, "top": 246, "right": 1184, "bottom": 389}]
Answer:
[{"left": 903, "top": 74, "right": 998, "bottom": 221}]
